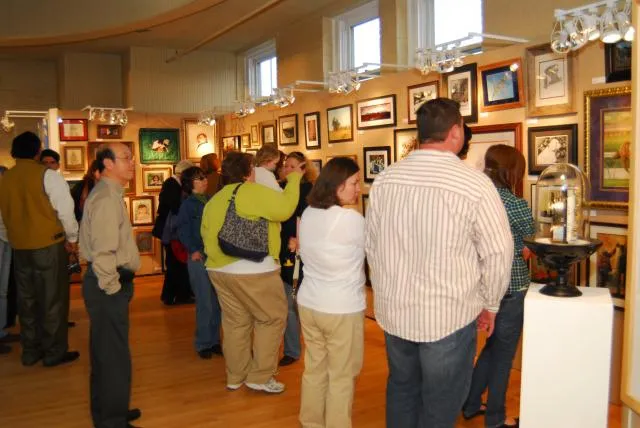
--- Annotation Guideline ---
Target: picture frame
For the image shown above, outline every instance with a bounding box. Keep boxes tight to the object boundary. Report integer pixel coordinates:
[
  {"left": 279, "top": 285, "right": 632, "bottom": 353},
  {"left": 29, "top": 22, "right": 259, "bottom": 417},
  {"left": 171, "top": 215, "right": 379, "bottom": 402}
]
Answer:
[
  {"left": 527, "top": 124, "right": 578, "bottom": 175},
  {"left": 222, "top": 135, "right": 240, "bottom": 155},
  {"left": 479, "top": 58, "right": 525, "bottom": 112},
  {"left": 356, "top": 95, "right": 397, "bottom": 130},
  {"left": 141, "top": 166, "right": 172, "bottom": 192},
  {"left": 279, "top": 114, "right": 298, "bottom": 146},
  {"left": 250, "top": 125, "right": 260, "bottom": 147},
  {"left": 134, "top": 227, "right": 155, "bottom": 256},
  {"left": 362, "top": 194, "right": 369, "bottom": 217},
  {"left": 97, "top": 124, "right": 123, "bottom": 140},
  {"left": 589, "top": 223, "right": 628, "bottom": 308},
  {"left": 327, "top": 104, "right": 354, "bottom": 143},
  {"left": 241, "top": 133, "right": 251, "bottom": 148},
  {"left": 605, "top": 40, "right": 631, "bottom": 83},
  {"left": 393, "top": 128, "right": 418, "bottom": 162},
  {"left": 304, "top": 112, "right": 321, "bottom": 150},
  {"left": 584, "top": 86, "right": 631, "bottom": 209},
  {"left": 62, "top": 145, "right": 86, "bottom": 171},
  {"left": 261, "top": 121, "right": 277, "bottom": 145},
  {"left": 130, "top": 196, "right": 155, "bottom": 227},
  {"left": 407, "top": 81, "right": 439, "bottom": 124},
  {"left": 525, "top": 44, "right": 576, "bottom": 117},
  {"left": 87, "top": 141, "right": 136, "bottom": 195},
  {"left": 59, "top": 119, "right": 88, "bottom": 141},
  {"left": 363, "top": 146, "right": 391, "bottom": 183},
  {"left": 182, "top": 119, "right": 215, "bottom": 160},
  {"left": 310, "top": 159, "right": 322, "bottom": 173},
  {"left": 444, "top": 63, "right": 478, "bottom": 123},
  {"left": 139, "top": 128, "right": 180, "bottom": 164}
]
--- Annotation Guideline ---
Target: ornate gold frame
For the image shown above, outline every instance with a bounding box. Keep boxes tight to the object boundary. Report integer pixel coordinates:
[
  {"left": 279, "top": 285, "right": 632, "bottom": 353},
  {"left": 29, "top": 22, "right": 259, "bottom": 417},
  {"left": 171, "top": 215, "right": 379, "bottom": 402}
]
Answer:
[{"left": 525, "top": 44, "right": 576, "bottom": 117}]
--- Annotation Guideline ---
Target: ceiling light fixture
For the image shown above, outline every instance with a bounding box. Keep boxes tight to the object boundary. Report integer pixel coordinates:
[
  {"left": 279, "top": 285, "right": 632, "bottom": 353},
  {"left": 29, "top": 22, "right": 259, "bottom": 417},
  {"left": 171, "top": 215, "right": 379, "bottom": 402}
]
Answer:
[
  {"left": 0, "top": 110, "right": 48, "bottom": 133},
  {"left": 82, "top": 106, "right": 134, "bottom": 127}
]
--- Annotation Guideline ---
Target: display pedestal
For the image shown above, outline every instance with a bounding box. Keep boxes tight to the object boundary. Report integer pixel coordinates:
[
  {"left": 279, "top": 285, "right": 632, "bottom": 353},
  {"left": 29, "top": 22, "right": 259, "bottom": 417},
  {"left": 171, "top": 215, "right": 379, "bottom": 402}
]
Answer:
[{"left": 520, "top": 284, "right": 613, "bottom": 428}]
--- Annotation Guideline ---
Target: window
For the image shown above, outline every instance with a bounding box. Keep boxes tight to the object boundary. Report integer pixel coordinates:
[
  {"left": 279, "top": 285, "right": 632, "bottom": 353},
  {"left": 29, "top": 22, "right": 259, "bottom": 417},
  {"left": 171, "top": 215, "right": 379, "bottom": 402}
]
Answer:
[
  {"left": 333, "top": 1, "right": 381, "bottom": 72},
  {"left": 245, "top": 40, "right": 277, "bottom": 98}
]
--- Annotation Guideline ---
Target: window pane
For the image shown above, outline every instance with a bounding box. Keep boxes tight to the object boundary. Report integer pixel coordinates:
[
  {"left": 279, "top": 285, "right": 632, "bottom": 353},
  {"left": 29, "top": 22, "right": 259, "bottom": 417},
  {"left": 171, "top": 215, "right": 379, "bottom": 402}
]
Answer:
[
  {"left": 270, "top": 58, "right": 278, "bottom": 92},
  {"left": 352, "top": 18, "right": 380, "bottom": 71},
  {"left": 434, "top": 0, "right": 482, "bottom": 47},
  {"left": 259, "top": 57, "right": 276, "bottom": 98}
]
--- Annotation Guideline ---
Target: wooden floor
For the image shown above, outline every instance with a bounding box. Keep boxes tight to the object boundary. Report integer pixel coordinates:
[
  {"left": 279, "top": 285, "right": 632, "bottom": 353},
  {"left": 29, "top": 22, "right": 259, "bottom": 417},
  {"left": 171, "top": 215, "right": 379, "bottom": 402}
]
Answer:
[{"left": 0, "top": 276, "right": 622, "bottom": 427}]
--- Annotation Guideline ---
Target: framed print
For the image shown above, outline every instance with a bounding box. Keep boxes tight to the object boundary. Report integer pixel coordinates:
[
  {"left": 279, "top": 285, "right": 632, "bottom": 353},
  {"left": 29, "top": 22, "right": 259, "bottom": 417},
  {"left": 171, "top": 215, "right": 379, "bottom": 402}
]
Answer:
[
  {"left": 528, "top": 182, "right": 537, "bottom": 209},
  {"left": 261, "top": 121, "right": 277, "bottom": 145},
  {"left": 62, "top": 145, "right": 86, "bottom": 171},
  {"left": 241, "top": 133, "right": 251, "bottom": 149},
  {"left": 467, "top": 123, "right": 523, "bottom": 196},
  {"left": 605, "top": 40, "right": 631, "bottom": 83},
  {"left": 363, "top": 146, "right": 391, "bottom": 183},
  {"left": 444, "top": 63, "right": 478, "bottom": 123},
  {"left": 407, "top": 81, "right": 439, "bottom": 124},
  {"left": 585, "top": 86, "right": 631, "bottom": 209},
  {"left": 139, "top": 128, "right": 180, "bottom": 164},
  {"left": 356, "top": 95, "right": 397, "bottom": 130},
  {"left": 250, "top": 125, "right": 260, "bottom": 147},
  {"left": 59, "top": 119, "right": 88, "bottom": 141},
  {"left": 527, "top": 124, "right": 578, "bottom": 175},
  {"left": 589, "top": 223, "right": 628, "bottom": 308},
  {"left": 394, "top": 128, "right": 418, "bottom": 162},
  {"left": 97, "top": 124, "right": 122, "bottom": 139},
  {"left": 362, "top": 194, "right": 369, "bottom": 217},
  {"left": 310, "top": 159, "right": 322, "bottom": 173},
  {"left": 222, "top": 135, "right": 240, "bottom": 155},
  {"left": 304, "top": 112, "right": 321, "bottom": 150},
  {"left": 479, "top": 58, "right": 525, "bottom": 112},
  {"left": 141, "top": 166, "right": 172, "bottom": 192},
  {"left": 134, "top": 228, "right": 155, "bottom": 256},
  {"left": 182, "top": 119, "right": 215, "bottom": 160},
  {"left": 525, "top": 44, "right": 575, "bottom": 117},
  {"left": 279, "top": 114, "right": 298, "bottom": 146},
  {"left": 327, "top": 105, "right": 353, "bottom": 143},
  {"left": 130, "top": 196, "right": 155, "bottom": 227}
]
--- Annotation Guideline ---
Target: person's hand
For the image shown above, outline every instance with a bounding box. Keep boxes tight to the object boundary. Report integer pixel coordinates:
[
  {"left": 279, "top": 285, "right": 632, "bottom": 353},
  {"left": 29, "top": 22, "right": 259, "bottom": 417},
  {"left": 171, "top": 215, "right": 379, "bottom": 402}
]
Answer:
[
  {"left": 285, "top": 171, "right": 302, "bottom": 182},
  {"left": 477, "top": 309, "right": 497, "bottom": 337},
  {"left": 191, "top": 251, "right": 203, "bottom": 262},
  {"left": 65, "top": 241, "right": 79, "bottom": 255},
  {"left": 522, "top": 247, "right": 532, "bottom": 261},
  {"left": 288, "top": 237, "right": 299, "bottom": 252}
]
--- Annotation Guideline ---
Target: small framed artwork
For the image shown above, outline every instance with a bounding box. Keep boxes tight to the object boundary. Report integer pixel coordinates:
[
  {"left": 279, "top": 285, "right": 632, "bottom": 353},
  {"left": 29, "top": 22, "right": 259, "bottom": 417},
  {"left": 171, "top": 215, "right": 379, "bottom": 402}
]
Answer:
[
  {"left": 605, "top": 40, "right": 631, "bottom": 83},
  {"left": 59, "top": 119, "right": 88, "bottom": 141},
  {"left": 279, "top": 114, "right": 298, "bottom": 146},
  {"left": 589, "top": 223, "right": 628, "bottom": 308},
  {"left": 261, "top": 121, "right": 277, "bottom": 145},
  {"left": 407, "top": 81, "right": 439, "bottom": 124},
  {"left": 525, "top": 44, "right": 575, "bottom": 117},
  {"left": 141, "top": 166, "right": 172, "bottom": 192},
  {"left": 363, "top": 146, "right": 391, "bottom": 183},
  {"left": 241, "top": 133, "right": 251, "bottom": 148},
  {"left": 356, "top": 95, "right": 396, "bottom": 130},
  {"left": 62, "top": 145, "right": 86, "bottom": 171},
  {"left": 304, "top": 112, "right": 321, "bottom": 150},
  {"left": 479, "top": 58, "right": 525, "bottom": 112},
  {"left": 527, "top": 124, "right": 578, "bottom": 175},
  {"left": 310, "top": 159, "right": 322, "bottom": 173},
  {"left": 393, "top": 128, "right": 418, "bottom": 162},
  {"left": 97, "top": 124, "right": 123, "bottom": 140},
  {"left": 528, "top": 182, "right": 537, "bottom": 209},
  {"left": 585, "top": 86, "right": 631, "bottom": 209},
  {"left": 130, "top": 196, "right": 155, "bottom": 227},
  {"left": 444, "top": 63, "right": 478, "bottom": 123},
  {"left": 139, "top": 128, "right": 180, "bottom": 164},
  {"left": 222, "top": 135, "right": 240, "bottom": 155},
  {"left": 362, "top": 194, "right": 369, "bottom": 217},
  {"left": 327, "top": 105, "right": 354, "bottom": 143},
  {"left": 250, "top": 125, "right": 260, "bottom": 147},
  {"left": 182, "top": 119, "right": 215, "bottom": 160},
  {"left": 134, "top": 228, "right": 155, "bottom": 256}
]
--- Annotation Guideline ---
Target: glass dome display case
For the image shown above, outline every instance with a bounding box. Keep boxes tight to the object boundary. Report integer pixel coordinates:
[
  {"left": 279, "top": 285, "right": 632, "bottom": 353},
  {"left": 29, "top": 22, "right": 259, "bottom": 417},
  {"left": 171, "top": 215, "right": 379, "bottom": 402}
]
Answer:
[{"left": 524, "top": 164, "right": 602, "bottom": 297}]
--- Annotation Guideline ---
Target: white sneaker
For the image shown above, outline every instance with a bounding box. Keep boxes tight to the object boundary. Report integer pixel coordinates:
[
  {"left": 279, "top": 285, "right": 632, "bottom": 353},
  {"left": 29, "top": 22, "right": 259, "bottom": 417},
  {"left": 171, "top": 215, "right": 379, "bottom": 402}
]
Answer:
[
  {"left": 245, "top": 377, "right": 285, "bottom": 394},
  {"left": 226, "top": 383, "right": 243, "bottom": 391}
]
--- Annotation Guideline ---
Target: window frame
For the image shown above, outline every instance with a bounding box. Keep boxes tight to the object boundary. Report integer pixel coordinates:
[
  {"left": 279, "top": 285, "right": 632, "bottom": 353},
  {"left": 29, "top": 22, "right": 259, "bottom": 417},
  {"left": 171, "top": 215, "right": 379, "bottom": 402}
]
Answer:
[
  {"left": 245, "top": 40, "right": 277, "bottom": 99},
  {"left": 332, "top": 0, "right": 380, "bottom": 72}
]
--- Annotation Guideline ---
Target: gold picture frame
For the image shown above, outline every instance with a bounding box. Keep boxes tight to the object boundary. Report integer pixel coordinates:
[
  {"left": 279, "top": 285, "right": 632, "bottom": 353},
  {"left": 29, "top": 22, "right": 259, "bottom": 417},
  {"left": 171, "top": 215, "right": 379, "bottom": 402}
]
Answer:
[{"left": 525, "top": 44, "right": 576, "bottom": 117}]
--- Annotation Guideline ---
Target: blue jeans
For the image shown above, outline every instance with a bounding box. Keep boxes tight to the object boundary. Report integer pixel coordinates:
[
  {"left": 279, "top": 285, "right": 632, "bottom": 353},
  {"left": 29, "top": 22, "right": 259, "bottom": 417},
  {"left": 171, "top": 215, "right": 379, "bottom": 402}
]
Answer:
[
  {"left": 463, "top": 291, "right": 526, "bottom": 427},
  {"left": 187, "top": 258, "right": 221, "bottom": 352},
  {"left": 385, "top": 321, "right": 477, "bottom": 428},
  {"left": 283, "top": 282, "right": 301, "bottom": 359},
  {"left": 0, "top": 239, "right": 11, "bottom": 338}
]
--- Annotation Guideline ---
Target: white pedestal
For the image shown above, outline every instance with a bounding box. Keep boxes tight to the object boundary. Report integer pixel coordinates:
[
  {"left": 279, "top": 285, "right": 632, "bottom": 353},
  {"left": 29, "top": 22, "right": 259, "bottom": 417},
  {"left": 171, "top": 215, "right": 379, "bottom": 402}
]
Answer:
[{"left": 520, "top": 284, "right": 613, "bottom": 428}]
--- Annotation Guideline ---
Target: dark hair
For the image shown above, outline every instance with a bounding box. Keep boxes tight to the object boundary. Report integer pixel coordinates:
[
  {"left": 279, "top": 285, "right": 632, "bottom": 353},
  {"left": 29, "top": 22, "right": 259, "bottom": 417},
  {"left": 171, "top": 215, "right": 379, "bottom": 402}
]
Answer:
[
  {"left": 416, "top": 98, "right": 462, "bottom": 144},
  {"left": 222, "top": 151, "right": 254, "bottom": 185},
  {"left": 307, "top": 157, "right": 359, "bottom": 209},
  {"left": 458, "top": 124, "right": 472, "bottom": 160},
  {"left": 11, "top": 131, "right": 41, "bottom": 159},
  {"left": 484, "top": 144, "right": 526, "bottom": 192},
  {"left": 95, "top": 145, "right": 115, "bottom": 173},
  {"left": 181, "top": 166, "right": 206, "bottom": 194},
  {"left": 40, "top": 149, "right": 60, "bottom": 163}
]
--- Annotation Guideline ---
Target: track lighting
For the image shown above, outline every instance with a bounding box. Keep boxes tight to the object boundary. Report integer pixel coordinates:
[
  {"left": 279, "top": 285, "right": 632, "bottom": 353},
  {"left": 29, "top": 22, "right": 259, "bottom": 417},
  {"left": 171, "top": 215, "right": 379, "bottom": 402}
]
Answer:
[{"left": 82, "top": 106, "right": 134, "bottom": 127}]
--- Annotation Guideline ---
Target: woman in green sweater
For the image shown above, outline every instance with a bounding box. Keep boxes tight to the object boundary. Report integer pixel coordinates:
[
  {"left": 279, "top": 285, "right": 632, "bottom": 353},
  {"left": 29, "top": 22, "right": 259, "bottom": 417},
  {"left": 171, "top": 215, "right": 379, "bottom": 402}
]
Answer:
[{"left": 201, "top": 151, "right": 301, "bottom": 394}]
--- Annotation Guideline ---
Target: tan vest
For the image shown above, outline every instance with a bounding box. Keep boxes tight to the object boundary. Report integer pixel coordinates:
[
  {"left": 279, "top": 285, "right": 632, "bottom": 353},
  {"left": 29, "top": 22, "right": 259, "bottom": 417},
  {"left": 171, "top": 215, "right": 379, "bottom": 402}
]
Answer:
[{"left": 0, "top": 159, "right": 65, "bottom": 250}]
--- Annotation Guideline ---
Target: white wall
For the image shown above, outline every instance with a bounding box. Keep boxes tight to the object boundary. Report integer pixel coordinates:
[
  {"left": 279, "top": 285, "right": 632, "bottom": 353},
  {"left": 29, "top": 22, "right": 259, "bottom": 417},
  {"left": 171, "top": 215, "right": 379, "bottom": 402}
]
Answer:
[{"left": 59, "top": 53, "right": 124, "bottom": 109}]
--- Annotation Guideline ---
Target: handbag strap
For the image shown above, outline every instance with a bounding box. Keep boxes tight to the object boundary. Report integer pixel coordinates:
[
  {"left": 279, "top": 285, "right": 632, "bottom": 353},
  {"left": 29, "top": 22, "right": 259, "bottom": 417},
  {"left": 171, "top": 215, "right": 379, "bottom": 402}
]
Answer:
[{"left": 229, "top": 183, "right": 243, "bottom": 202}]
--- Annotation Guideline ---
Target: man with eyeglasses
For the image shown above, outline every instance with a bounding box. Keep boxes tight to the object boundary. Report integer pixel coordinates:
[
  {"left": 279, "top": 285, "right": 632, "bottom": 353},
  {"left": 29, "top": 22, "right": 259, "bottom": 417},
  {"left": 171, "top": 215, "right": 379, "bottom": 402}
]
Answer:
[{"left": 80, "top": 143, "right": 142, "bottom": 428}]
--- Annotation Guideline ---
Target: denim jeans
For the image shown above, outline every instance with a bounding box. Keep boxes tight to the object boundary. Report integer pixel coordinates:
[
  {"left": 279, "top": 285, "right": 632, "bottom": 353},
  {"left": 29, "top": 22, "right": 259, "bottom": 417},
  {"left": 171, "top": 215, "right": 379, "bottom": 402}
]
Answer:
[
  {"left": 385, "top": 321, "right": 477, "bottom": 428},
  {"left": 0, "top": 239, "right": 11, "bottom": 338},
  {"left": 463, "top": 291, "right": 526, "bottom": 427},
  {"left": 283, "top": 282, "right": 301, "bottom": 359},
  {"left": 187, "top": 258, "right": 221, "bottom": 352}
]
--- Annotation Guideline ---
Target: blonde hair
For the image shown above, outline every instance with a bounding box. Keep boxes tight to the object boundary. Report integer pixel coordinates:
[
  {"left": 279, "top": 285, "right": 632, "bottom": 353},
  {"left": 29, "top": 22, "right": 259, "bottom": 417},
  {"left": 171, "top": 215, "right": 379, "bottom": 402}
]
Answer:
[
  {"left": 255, "top": 144, "right": 280, "bottom": 167},
  {"left": 286, "top": 151, "right": 318, "bottom": 183}
]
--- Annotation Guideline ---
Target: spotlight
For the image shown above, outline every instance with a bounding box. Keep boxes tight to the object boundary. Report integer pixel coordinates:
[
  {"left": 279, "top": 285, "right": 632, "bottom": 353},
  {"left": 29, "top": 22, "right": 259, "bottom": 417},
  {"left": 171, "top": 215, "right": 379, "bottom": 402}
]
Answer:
[
  {"left": 600, "top": 5, "right": 622, "bottom": 43},
  {"left": 0, "top": 114, "right": 15, "bottom": 132}
]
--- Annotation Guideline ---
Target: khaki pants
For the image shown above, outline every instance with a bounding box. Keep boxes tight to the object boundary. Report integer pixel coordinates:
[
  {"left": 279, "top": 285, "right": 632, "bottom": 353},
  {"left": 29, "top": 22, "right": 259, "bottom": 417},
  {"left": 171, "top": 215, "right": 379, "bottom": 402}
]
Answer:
[
  {"left": 208, "top": 270, "right": 287, "bottom": 385},
  {"left": 299, "top": 306, "right": 364, "bottom": 428}
]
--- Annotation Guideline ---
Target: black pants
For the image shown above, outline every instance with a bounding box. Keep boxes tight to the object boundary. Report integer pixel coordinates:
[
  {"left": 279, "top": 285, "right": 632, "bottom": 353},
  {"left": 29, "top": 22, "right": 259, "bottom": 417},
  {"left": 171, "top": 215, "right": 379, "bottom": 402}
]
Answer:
[
  {"left": 160, "top": 243, "right": 191, "bottom": 304},
  {"left": 13, "top": 241, "right": 69, "bottom": 364},
  {"left": 83, "top": 265, "right": 133, "bottom": 428}
]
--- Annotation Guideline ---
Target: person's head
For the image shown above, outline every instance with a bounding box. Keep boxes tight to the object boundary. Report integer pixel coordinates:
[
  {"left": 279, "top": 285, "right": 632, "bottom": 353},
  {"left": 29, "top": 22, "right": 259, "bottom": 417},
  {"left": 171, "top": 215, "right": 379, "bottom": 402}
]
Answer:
[
  {"left": 95, "top": 142, "right": 135, "bottom": 186},
  {"left": 458, "top": 124, "right": 472, "bottom": 160},
  {"left": 200, "top": 153, "right": 220, "bottom": 174},
  {"left": 40, "top": 149, "right": 61, "bottom": 170},
  {"left": 11, "top": 131, "right": 42, "bottom": 160},
  {"left": 175, "top": 160, "right": 195, "bottom": 178},
  {"left": 416, "top": 98, "right": 464, "bottom": 153},
  {"left": 484, "top": 144, "right": 526, "bottom": 192},
  {"left": 86, "top": 159, "right": 101, "bottom": 182},
  {"left": 284, "top": 151, "right": 318, "bottom": 183},
  {"left": 307, "top": 157, "right": 360, "bottom": 209},
  {"left": 222, "top": 151, "right": 255, "bottom": 185},
  {"left": 255, "top": 144, "right": 280, "bottom": 171},
  {"left": 181, "top": 166, "right": 208, "bottom": 195}
]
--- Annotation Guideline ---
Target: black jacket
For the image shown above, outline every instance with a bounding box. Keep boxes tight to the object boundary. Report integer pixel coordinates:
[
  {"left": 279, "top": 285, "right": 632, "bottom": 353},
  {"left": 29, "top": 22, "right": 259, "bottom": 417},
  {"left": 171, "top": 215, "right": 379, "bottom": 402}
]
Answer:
[{"left": 152, "top": 177, "right": 183, "bottom": 239}]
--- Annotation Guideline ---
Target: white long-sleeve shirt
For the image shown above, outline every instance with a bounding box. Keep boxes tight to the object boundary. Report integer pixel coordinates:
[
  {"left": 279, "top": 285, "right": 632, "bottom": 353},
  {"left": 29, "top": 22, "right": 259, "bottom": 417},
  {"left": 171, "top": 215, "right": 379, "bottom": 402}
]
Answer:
[
  {"left": 255, "top": 167, "right": 282, "bottom": 192},
  {"left": 44, "top": 169, "right": 79, "bottom": 243}
]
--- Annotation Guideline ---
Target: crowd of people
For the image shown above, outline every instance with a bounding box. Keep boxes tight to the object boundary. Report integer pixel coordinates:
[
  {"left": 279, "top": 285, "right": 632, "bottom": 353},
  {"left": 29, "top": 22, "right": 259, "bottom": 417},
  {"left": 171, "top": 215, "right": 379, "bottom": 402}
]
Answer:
[{"left": 0, "top": 97, "right": 534, "bottom": 428}]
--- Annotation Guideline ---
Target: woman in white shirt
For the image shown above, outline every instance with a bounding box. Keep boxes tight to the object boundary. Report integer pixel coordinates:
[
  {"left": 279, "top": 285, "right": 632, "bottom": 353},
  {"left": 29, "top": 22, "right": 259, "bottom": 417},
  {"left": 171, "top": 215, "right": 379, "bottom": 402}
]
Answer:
[{"left": 297, "top": 156, "right": 365, "bottom": 428}]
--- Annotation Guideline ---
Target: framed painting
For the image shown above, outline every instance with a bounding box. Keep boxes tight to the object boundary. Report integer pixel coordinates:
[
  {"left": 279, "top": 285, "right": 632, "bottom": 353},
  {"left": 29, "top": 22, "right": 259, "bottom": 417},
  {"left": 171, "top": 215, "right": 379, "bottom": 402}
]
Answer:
[
  {"left": 182, "top": 119, "right": 215, "bottom": 160},
  {"left": 407, "top": 81, "right": 439, "bottom": 124},
  {"left": 605, "top": 40, "right": 631, "bottom": 83},
  {"left": 444, "top": 63, "right": 478, "bottom": 123},
  {"left": 584, "top": 86, "right": 631, "bottom": 209},
  {"left": 134, "top": 227, "right": 155, "bottom": 256},
  {"left": 527, "top": 124, "right": 578, "bottom": 175},
  {"left": 62, "top": 145, "right": 86, "bottom": 171},
  {"left": 97, "top": 124, "right": 122, "bottom": 139},
  {"left": 141, "top": 166, "right": 172, "bottom": 192},
  {"left": 222, "top": 136, "right": 240, "bottom": 156},
  {"left": 362, "top": 194, "right": 369, "bottom": 217},
  {"left": 310, "top": 159, "right": 322, "bottom": 173},
  {"left": 304, "top": 112, "right": 321, "bottom": 150},
  {"left": 525, "top": 44, "right": 575, "bottom": 117},
  {"left": 327, "top": 105, "right": 353, "bottom": 143},
  {"left": 479, "top": 58, "right": 525, "bottom": 112},
  {"left": 393, "top": 128, "right": 418, "bottom": 162},
  {"left": 279, "top": 114, "right": 298, "bottom": 146},
  {"left": 356, "top": 95, "right": 396, "bottom": 130},
  {"left": 241, "top": 133, "right": 251, "bottom": 149},
  {"left": 250, "top": 125, "right": 260, "bottom": 147},
  {"left": 363, "top": 146, "right": 391, "bottom": 183},
  {"left": 130, "top": 196, "right": 155, "bottom": 227},
  {"left": 261, "top": 121, "right": 277, "bottom": 145},
  {"left": 59, "top": 119, "right": 88, "bottom": 141},
  {"left": 139, "top": 128, "right": 180, "bottom": 164},
  {"left": 589, "top": 223, "right": 628, "bottom": 308}
]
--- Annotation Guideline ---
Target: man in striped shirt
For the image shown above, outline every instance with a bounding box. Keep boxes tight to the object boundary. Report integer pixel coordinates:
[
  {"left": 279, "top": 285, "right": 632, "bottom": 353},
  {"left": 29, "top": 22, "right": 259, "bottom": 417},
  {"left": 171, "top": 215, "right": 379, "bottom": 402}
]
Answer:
[{"left": 365, "top": 98, "right": 513, "bottom": 427}]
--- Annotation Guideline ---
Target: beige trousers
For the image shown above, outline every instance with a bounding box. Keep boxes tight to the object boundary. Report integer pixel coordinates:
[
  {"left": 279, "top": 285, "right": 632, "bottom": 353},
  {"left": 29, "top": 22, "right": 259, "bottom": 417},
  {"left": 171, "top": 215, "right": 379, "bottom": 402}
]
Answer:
[
  {"left": 208, "top": 269, "right": 287, "bottom": 385},
  {"left": 298, "top": 306, "right": 365, "bottom": 428}
]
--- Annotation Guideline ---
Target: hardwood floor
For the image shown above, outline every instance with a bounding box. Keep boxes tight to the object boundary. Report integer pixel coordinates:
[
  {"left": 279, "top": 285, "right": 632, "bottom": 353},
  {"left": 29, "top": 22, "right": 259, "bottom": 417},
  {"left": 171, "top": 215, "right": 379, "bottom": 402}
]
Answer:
[{"left": 0, "top": 276, "right": 621, "bottom": 427}]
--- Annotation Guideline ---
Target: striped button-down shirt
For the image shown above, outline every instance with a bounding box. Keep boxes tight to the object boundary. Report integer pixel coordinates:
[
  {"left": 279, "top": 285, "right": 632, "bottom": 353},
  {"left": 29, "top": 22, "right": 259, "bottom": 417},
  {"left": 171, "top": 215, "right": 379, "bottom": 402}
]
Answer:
[{"left": 365, "top": 150, "right": 513, "bottom": 342}]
